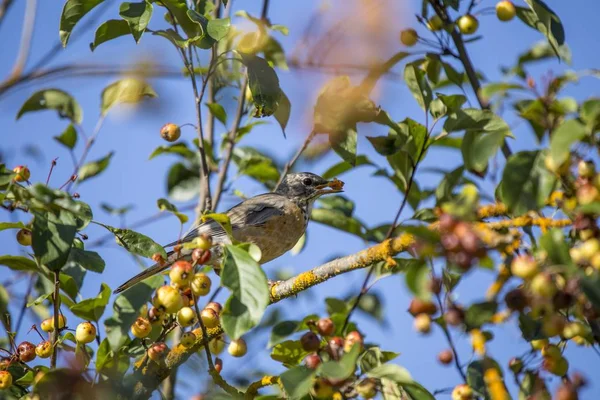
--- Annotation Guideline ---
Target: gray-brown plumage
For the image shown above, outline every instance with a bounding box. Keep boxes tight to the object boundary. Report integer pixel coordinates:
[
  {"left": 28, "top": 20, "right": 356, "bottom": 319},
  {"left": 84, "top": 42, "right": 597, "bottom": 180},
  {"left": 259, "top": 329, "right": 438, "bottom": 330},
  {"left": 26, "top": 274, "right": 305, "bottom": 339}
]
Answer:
[{"left": 114, "top": 172, "right": 343, "bottom": 293}]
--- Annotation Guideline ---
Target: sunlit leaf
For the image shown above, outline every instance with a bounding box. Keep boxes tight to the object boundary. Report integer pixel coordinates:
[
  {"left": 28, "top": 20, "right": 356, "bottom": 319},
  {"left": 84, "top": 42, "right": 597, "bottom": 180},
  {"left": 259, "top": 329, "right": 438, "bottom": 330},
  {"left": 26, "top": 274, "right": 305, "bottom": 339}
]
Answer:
[{"left": 17, "top": 89, "right": 82, "bottom": 123}]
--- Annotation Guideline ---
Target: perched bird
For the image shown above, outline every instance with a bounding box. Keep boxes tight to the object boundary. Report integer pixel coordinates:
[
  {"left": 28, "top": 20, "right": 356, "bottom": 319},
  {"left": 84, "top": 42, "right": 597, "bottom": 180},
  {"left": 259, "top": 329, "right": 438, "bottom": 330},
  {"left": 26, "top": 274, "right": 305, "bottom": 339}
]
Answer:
[{"left": 114, "top": 172, "right": 344, "bottom": 293}]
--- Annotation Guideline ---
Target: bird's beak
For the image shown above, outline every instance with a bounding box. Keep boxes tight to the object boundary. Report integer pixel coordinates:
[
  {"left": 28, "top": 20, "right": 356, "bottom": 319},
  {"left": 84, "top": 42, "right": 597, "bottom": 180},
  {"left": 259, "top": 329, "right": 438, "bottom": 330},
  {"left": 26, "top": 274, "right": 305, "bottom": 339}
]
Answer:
[{"left": 315, "top": 178, "right": 344, "bottom": 194}]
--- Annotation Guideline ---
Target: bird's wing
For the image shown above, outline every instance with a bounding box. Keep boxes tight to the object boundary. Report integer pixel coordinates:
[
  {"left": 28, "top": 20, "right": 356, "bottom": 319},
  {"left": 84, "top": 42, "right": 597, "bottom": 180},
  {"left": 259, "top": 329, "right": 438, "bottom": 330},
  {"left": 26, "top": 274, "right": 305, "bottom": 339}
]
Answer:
[{"left": 164, "top": 193, "right": 288, "bottom": 247}]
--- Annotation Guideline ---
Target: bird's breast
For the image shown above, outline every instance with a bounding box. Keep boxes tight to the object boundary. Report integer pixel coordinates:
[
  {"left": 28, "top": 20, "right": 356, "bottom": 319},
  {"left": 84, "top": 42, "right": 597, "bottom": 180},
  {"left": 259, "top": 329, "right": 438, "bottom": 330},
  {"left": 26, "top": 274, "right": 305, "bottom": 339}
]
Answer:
[{"left": 232, "top": 202, "right": 306, "bottom": 263}]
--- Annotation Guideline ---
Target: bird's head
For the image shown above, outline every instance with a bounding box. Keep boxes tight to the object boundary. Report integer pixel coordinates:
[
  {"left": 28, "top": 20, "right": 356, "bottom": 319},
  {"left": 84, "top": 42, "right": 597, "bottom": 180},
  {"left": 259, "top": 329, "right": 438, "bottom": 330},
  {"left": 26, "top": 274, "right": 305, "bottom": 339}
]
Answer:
[{"left": 276, "top": 172, "right": 344, "bottom": 203}]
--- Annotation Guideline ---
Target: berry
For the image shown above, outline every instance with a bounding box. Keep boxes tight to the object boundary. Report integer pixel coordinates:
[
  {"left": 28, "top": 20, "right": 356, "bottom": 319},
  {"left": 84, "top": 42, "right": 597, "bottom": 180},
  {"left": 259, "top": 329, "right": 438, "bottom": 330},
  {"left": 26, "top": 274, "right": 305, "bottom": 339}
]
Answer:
[
  {"left": 41, "top": 315, "right": 67, "bottom": 332},
  {"left": 148, "top": 307, "right": 167, "bottom": 325},
  {"left": 400, "top": 29, "right": 418, "bottom": 46},
  {"left": 578, "top": 160, "right": 595, "bottom": 178},
  {"left": 408, "top": 298, "right": 437, "bottom": 316},
  {"left": 152, "top": 253, "right": 166, "bottom": 266},
  {"left": 17, "top": 341, "right": 36, "bottom": 363},
  {"left": 310, "top": 378, "right": 334, "bottom": 399},
  {"left": 300, "top": 332, "right": 321, "bottom": 352},
  {"left": 504, "top": 288, "right": 528, "bottom": 312},
  {"left": 214, "top": 357, "right": 223, "bottom": 373},
  {"left": 530, "top": 273, "right": 557, "bottom": 298},
  {"left": 35, "top": 341, "right": 53, "bottom": 359},
  {"left": 326, "top": 336, "right": 345, "bottom": 359},
  {"left": 555, "top": 383, "right": 579, "bottom": 400},
  {"left": 426, "top": 15, "right": 444, "bottom": 31},
  {"left": 316, "top": 317, "right": 335, "bottom": 336},
  {"left": 180, "top": 331, "right": 196, "bottom": 347},
  {"left": 131, "top": 317, "right": 152, "bottom": 338},
  {"left": 508, "top": 357, "right": 523, "bottom": 374},
  {"left": 177, "top": 307, "right": 197, "bottom": 327},
  {"left": 414, "top": 313, "right": 432, "bottom": 334},
  {"left": 160, "top": 123, "right": 181, "bottom": 142},
  {"left": 562, "top": 322, "right": 587, "bottom": 340},
  {"left": 541, "top": 344, "right": 562, "bottom": 359},
  {"left": 577, "top": 184, "right": 599, "bottom": 205},
  {"left": 428, "top": 277, "right": 442, "bottom": 295},
  {"left": 356, "top": 378, "right": 378, "bottom": 398},
  {"left": 457, "top": 15, "right": 479, "bottom": 35},
  {"left": 344, "top": 330, "right": 363, "bottom": 352},
  {"left": 192, "top": 249, "right": 211, "bottom": 265},
  {"left": 438, "top": 349, "right": 453, "bottom": 365},
  {"left": 496, "top": 1, "right": 516, "bottom": 21},
  {"left": 531, "top": 338, "right": 549, "bottom": 350},
  {"left": 16, "top": 229, "right": 32, "bottom": 246},
  {"left": 444, "top": 306, "right": 465, "bottom": 326},
  {"left": 304, "top": 354, "right": 321, "bottom": 369},
  {"left": 542, "top": 315, "right": 565, "bottom": 337},
  {"left": 543, "top": 356, "right": 568, "bottom": 376},
  {"left": 200, "top": 308, "right": 219, "bottom": 328},
  {"left": 153, "top": 285, "right": 184, "bottom": 313},
  {"left": 0, "top": 371, "right": 12, "bottom": 390},
  {"left": 511, "top": 255, "right": 538, "bottom": 279},
  {"left": 169, "top": 261, "right": 193, "bottom": 286},
  {"left": 190, "top": 273, "right": 212, "bottom": 297},
  {"left": 191, "top": 234, "right": 213, "bottom": 251},
  {"left": 452, "top": 384, "right": 474, "bottom": 400},
  {"left": 148, "top": 342, "right": 169, "bottom": 362},
  {"left": 75, "top": 322, "right": 97, "bottom": 344},
  {"left": 580, "top": 239, "right": 600, "bottom": 260},
  {"left": 12, "top": 165, "right": 30, "bottom": 182},
  {"left": 208, "top": 336, "right": 225, "bottom": 354},
  {"left": 205, "top": 302, "right": 222, "bottom": 315},
  {"left": 228, "top": 338, "right": 247, "bottom": 357}
]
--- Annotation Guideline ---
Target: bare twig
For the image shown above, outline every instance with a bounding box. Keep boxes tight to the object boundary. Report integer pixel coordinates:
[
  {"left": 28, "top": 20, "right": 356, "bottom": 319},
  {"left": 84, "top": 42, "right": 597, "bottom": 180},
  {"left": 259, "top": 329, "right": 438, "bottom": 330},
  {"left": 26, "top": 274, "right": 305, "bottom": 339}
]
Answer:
[
  {"left": 9, "top": 0, "right": 37, "bottom": 79},
  {"left": 67, "top": 116, "right": 106, "bottom": 193},
  {"left": 50, "top": 271, "right": 60, "bottom": 368},
  {"left": 212, "top": 76, "right": 248, "bottom": 209},
  {"left": 435, "top": 291, "right": 468, "bottom": 382},
  {"left": 274, "top": 130, "right": 316, "bottom": 191}
]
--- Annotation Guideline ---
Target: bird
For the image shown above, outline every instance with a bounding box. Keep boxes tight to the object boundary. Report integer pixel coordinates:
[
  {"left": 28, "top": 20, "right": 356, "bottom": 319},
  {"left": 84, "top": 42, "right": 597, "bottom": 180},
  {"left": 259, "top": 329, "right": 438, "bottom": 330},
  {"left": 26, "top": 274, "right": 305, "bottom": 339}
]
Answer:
[{"left": 113, "top": 172, "right": 344, "bottom": 294}]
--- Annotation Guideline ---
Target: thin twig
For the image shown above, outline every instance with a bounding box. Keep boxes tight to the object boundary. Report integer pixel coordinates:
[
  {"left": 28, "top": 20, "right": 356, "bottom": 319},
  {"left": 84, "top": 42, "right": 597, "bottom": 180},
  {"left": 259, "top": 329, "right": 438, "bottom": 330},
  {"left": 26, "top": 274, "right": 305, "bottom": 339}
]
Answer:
[
  {"left": 45, "top": 158, "right": 58, "bottom": 185},
  {"left": 435, "top": 291, "right": 467, "bottom": 382},
  {"left": 66, "top": 116, "right": 106, "bottom": 193},
  {"left": 274, "top": 130, "right": 316, "bottom": 191},
  {"left": 50, "top": 271, "right": 60, "bottom": 368},
  {"left": 212, "top": 76, "right": 248, "bottom": 209},
  {"left": 9, "top": 0, "right": 37, "bottom": 79}
]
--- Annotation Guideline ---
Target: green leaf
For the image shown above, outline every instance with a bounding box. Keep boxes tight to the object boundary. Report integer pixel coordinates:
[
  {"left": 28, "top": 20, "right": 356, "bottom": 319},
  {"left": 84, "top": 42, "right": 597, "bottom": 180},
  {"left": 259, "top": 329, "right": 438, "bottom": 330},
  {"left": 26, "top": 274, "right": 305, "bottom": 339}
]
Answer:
[
  {"left": 273, "top": 90, "right": 291, "bottom": 136},
  {"left": 66, "top": 248, "right": 105, "bottom": 273},
  {"left": 404, "top": 63, "right": 432, "bottom": 111},
  {"left": 405, "top": 261, "right": 430, "bottom": 301},
  {"left": 17, "top": 89, "right": 83, "bottom": 123},
  {"left": 358, "top": 347, "right": 400, "bottom": 373},
  {"left": 149, "top": 142, "right": 196, "bottom": 160},
  {"left": 435, "top": 166, "right": 465, "bottom": 202},
  {"left": 317, "top": 195, "right": 354, "bottom": 217},
  {"left": 386, "top": 150, "right": 414, "bottom": 191},
  {"left": 322, "top": 155, "right": 373, "bottom": 179},
  {"left": 264, "top": 36, "right": 289, "bottom": 70},
  {"left": 152, "top": 28, "right": 190, "bottom": 48},
  {"left": 59, "top": 0, "right": 104, "bottom": 47},
  {"left": 550, "top": 119, "right": 587, "bottom": 166},
  {"left": 539, "top": 229, "right": 572, "bottom": 267},
  {"left": 271, "top": 340, "right": 309, "bottom": 366},
  {"left": 464, "top": 301, "right": 498, "bottom": 329},
  {"left": 518, "top": 313, "right": 545, "bottom": 341},
  {"left": 0, "top": 255, "right": 38, "bottom": 272},
  {"left": 0, "top": 221, "right": 25, "bottom": 231},
  {"left": 367, "top": 363, "right": 413, "bottom": 384},
  {"left": 167, "top": 162, "right": 199, "bottom": 201},
  {"left": 403, "top": 383, "right": 436, "bottom": 400},
  {"left": 78, "top": 152, "right": 113, "bottom": 182},
  {"left": 330, "top": 126, "right": 358, "bottom": 166},
  {"left": 159, "top": 0, "right": 200, "bottom": 39},
  {"left": 70, "top": 283, "right": 111, "bottom": 321},
  {"left": 119, "top": 1, "right": 153, "bottom": 43},
  {"left": 240, "top": 53, "right": 281, "bottom": 118},
  {"left": 100, "top": 78, "right": 157, "bottom": 116},
  {"left": 90, "top": 19, "right": 131, "bottom": 51},
  {"left": 32, "top": 211, "right": 77, "bottom": 271},
  {"left": 98, "top": 223, "right": 167, "bottom": 259},
  {"left": 268, "top": 320, "right": 301, "bottom": 348},
  {"left": 201, "top": 213, "right": 234, "bottom": 240},
  {"left": 517, "top": 0, "right": 565, "bottom": 59},
  {"left": 101, "top": 203, "right": 134, "bottom": 216},
  {"left": 54, "top": 124, "right": 78, "bottom": 149},
  {"left": 319, "top": 344, "right": 361, "bottom": 380},
  {"left": 500, "top": 150, "right": 557, "bottom": 215},
  {"left": 220, "top": 245, "right": 270, "bottom": 339},
  {"left": 207, "top": 17, "right": 230, "bottom": 41},
  {"left": 311, "top": 208, "right": 363, "bottom": 236},
  {"left": 279, "top": 366, "right": 315, "bottom": 399},
  {"left": 206, "top": 103, "right": 227, "bottom": 125},
  {"left": 157, "top": 198, "right": 189, "bottom": 224},
  {"left": 581, "top": 274, "right": 600, "bottom": 310},
  {"left": 481, "top": 82, "right": 526, "bottom": 101},
  {"left": 232, "top": 147, "right": 280, "bottom": 184},
  {"left": 104, "top": 274, "right": 161, "bottom": 349}
]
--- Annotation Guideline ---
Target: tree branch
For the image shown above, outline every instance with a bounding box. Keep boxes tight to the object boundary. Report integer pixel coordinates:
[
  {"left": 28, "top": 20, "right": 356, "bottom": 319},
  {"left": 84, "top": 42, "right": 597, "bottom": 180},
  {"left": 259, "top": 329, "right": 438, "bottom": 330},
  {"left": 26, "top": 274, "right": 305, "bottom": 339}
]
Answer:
[
  {"left": 9, "top": 0, "right": 36, "bottom": 79},
  {"left": 131, "top": 233, "right": 416, "bottom": 398}
]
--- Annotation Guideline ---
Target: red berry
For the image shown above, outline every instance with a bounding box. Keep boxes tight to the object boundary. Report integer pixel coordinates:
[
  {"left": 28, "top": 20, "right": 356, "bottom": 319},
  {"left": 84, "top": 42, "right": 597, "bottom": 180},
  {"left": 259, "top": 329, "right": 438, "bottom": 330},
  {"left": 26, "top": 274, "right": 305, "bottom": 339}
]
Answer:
[
  {"left": 148, "top": 342, "right": 169, "bottom": 362},
  {"left": 12, "top": 165, "right": 30, "bottom": 182},
  {"left": 205, "top": 302, "right": 222, "bottom": 315},
  {"left": 300, "top": 332, "right": 321, "bottom": 352},
  {"left": 214, "top": 357, "right": 223, "bottom": 374},
  {"left": 316, "top": 317, "right": 335, "bottom": 336},
  {"left": 343, "top": 331, "right": 363, "bottom": 352},
  {"left": 304, "top": 354, "right": 321, "bottom": 369},
  {"left": 438, "top": 349, "right": 453, "bottom": 365},
  {"left": 169, "top": 261, "right": 193, "bottom": 286},
  {"left": 17, "top": 341, "right": 36, "bottom": 363}
]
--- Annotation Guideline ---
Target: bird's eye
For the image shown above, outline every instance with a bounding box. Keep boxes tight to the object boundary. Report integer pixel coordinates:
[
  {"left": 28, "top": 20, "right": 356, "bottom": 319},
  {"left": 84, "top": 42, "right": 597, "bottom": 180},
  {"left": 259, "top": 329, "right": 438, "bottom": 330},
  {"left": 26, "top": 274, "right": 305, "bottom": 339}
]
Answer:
[{"left": 302, "top": 178, "right": 313, "bottom": 186}]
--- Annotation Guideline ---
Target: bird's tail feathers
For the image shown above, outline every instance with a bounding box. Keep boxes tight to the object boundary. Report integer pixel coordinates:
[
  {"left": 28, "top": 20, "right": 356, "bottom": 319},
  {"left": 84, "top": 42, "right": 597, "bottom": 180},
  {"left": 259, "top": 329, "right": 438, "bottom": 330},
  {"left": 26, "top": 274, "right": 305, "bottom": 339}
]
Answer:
[{"left": 113, "top": 250, "right": 182, "bottom": 294}]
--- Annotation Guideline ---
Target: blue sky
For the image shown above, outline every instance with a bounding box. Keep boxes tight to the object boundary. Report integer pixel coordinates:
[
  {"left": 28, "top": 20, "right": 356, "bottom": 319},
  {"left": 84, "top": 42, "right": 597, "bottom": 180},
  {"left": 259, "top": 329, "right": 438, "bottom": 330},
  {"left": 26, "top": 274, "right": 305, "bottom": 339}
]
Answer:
[{"left": 1, "top": 0, "right": 600, "bottom": 398}]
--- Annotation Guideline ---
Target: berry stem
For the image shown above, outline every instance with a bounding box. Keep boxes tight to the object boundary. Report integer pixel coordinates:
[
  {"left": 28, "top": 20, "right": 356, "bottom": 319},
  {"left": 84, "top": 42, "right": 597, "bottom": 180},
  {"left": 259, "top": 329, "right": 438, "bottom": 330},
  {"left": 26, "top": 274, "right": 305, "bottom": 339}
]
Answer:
[{"left": 50, "top": 271, "right": 60, "bottom": 368}]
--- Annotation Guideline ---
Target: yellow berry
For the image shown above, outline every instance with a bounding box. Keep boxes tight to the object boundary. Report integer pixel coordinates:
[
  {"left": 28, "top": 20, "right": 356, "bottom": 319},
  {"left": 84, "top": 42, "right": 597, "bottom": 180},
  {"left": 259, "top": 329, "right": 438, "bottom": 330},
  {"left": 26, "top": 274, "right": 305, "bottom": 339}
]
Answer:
[
  {"left": 400, "top": 29, "right": 418, "bottom": 46},
  {"left": 12, "top": 165, "right": 30, "bottom": 182},
  {"left": 496, "top": 1, "right": 516, "bottom": 21},
  {"left": 457, "top": 15, "right": 479, "bottom": 35}
]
